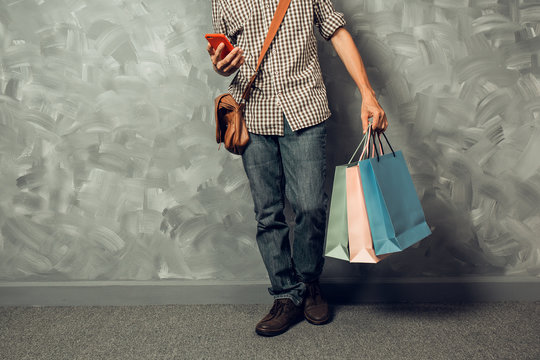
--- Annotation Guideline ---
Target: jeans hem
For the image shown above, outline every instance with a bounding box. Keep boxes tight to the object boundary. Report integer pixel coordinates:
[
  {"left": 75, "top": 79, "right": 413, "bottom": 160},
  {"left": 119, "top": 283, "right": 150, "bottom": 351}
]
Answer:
[
  {"left": 273, "top": 294, "right": 303, "bottom": 306},
  {"left": 296, "top": 275, "right": 321, "bottom": 284}
]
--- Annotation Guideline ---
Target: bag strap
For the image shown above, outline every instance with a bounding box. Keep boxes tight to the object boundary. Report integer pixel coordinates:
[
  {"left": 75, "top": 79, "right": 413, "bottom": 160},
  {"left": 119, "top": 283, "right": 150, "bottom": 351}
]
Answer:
[{"left": 240, "top": 0, "right": 291, "bottom": 104}]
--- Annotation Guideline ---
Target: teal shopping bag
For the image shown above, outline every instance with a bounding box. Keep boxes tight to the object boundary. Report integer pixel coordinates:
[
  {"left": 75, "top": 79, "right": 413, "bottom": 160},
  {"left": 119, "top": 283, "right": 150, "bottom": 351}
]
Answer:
[
  {"left": 324, "top": 164, "right": 350, "bottom": 260},
  {"left": 359, "top": 130, "right": 431, "bottom": 255}
]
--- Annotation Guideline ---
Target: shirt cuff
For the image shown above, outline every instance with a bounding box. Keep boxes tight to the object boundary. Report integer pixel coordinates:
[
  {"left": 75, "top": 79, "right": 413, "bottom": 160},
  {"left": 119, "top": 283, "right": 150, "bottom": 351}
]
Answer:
[{"left": 318, "top": 11, "right": 346, "bottom": 41}]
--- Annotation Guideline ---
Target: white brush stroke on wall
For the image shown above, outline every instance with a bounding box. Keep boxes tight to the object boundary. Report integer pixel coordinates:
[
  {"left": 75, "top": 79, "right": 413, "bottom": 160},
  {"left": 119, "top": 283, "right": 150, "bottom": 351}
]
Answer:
[{"left": 0, "top": 0, "right": 538, "bottom": 281}]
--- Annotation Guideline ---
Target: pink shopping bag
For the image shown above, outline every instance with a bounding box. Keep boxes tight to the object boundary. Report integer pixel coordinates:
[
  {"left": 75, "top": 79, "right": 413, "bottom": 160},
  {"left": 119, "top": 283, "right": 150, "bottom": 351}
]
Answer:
[{"left": 346, "top": 153, "right": 390, "bottom": 263}]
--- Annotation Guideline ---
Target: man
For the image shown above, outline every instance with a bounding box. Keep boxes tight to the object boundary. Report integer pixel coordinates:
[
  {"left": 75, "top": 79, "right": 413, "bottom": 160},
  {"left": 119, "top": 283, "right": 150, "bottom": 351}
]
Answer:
[{"left": 207, "top": 0, "right": 387, "bottom": 336}]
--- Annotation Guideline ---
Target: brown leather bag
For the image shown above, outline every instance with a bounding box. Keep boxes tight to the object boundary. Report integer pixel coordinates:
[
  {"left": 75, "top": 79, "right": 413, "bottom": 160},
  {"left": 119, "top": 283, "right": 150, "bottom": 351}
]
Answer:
[
  {"left": 214, "top": 0, "right": 291, "bottom": 155},
  {"left": 214, "top": 93, "right": 249, "bottom": 155}
]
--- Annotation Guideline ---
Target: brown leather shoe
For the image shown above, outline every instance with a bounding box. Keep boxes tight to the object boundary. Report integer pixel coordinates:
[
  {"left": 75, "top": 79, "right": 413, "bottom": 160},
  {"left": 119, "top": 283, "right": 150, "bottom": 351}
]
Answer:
[
  {"left": 255, "top": 298, "right": 303, "bottom": 337},
  {"left": 303, "top": 280, "right": 329, "bottom": 325}
]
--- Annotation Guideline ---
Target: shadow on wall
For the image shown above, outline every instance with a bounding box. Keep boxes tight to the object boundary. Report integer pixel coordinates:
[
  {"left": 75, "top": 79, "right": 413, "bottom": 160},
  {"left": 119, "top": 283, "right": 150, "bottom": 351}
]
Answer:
[{"left": 319, "top": 0, "right": 540, "bottom": 281}]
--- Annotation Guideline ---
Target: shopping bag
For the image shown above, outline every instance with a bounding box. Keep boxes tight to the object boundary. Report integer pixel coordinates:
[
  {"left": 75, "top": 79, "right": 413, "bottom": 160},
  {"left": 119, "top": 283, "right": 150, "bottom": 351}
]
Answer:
[
  {"left": 325, "top": 130, "right": 385, "bottom": 263},
  {"left": 324, "top": 163, "right": 350, "bottom": 261},
  {"left": 359, "top": 130, "right": 431, "bottom": 255},
  {"left": 324, "top": 131, "right": 370, "bottom": 261},
  {"left": 346, "top": 164, "right": 386, "bottom": 263}
]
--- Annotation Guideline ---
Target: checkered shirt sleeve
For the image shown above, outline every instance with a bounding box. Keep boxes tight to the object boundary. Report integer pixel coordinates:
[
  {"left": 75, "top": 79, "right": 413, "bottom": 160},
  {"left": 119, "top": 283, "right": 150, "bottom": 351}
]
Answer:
[{"left": 313, "top": 0, "right": 346, "bottom": 41}]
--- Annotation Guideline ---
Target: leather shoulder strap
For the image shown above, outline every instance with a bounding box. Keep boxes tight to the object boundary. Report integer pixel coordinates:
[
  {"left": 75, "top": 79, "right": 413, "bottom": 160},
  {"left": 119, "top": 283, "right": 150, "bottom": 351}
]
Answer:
[
  {"left": 255, "top": 0, "right": 291, "bottom": 72},
  {"left": 241, "top": 0, "right": 291, "bottom": 103}
]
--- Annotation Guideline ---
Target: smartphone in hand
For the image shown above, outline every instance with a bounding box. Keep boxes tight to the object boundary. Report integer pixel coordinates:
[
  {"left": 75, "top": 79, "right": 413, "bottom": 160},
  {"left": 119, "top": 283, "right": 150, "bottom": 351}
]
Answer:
[{"left": 205, "top": 33, "right": 235, "bottom": 60}]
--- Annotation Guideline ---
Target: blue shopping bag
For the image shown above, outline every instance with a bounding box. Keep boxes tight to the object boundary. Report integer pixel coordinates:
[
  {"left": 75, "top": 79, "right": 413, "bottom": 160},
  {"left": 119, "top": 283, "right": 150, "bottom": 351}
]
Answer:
[{"left": 358, "top": 130, "right": 431, "bottom": 255}]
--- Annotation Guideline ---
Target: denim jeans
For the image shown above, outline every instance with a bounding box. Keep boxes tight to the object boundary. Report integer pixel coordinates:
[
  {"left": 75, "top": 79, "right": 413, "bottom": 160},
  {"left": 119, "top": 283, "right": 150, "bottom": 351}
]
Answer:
[{"left": 241, "top": 116, "right": 328, "bottom": 306}]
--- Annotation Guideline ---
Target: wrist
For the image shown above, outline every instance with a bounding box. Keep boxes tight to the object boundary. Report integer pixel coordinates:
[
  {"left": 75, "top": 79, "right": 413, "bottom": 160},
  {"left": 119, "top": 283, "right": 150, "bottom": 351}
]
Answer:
[{"left": 359, "top": 86, "right": 376, "bottom": 99}]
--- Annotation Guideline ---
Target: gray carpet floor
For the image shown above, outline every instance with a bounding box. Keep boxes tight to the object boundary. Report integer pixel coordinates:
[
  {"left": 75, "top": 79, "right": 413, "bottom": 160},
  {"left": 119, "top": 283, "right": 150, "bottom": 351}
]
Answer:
[{"left": 1, "top": 302, "right": 539, "bottom": 360}]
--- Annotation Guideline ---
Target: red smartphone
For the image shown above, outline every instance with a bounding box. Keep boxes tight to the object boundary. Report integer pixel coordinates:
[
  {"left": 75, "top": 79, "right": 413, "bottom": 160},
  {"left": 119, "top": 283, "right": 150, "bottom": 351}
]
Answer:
[{"left": 205, "top": 33, "right": 235, "bottom": 60}]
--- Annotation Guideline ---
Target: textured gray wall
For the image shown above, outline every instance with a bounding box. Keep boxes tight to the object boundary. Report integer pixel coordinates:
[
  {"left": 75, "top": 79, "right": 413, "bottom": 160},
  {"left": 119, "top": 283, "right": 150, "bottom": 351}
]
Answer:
[{"left": 0, "top": 0, "right": 538, "bottom": 282}]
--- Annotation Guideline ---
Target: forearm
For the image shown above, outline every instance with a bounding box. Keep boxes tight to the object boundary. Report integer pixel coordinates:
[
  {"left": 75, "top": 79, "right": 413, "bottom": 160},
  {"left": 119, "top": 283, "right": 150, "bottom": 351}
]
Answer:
[{"left": 330, "top": 27, "right": 376, "bottom": 98}]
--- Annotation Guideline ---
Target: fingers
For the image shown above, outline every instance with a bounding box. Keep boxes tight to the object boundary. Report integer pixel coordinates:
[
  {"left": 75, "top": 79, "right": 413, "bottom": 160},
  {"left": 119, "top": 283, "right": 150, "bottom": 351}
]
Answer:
[
  {"left": 371, "top": 108, "right": 387, "bottom": 133},
  {"left": 212, "top": 43, "right": 225, "bottom": 66},
  {"left": 219, "top": 47, "right": 241, "bottom": 67},
  {"left": 216, "top": 47, "right": 244, "bottom": 74},
  {"left": 361, "top": 111, "right": 369, "bottom": 134},
  {"left": 223, "top": 51, "right": 245, "bottom": 73},
  {"left": 377, "top": 112, "right": 388, "bottom": 132},
  {"left": 207, "top": 43, "right": 215, "bottom": 56},
  {"left": 215, "top": 46, "right": 234, "bottom": 70},
  {"left": 380, "top": 113, "right": 388, "bottom": 132}
]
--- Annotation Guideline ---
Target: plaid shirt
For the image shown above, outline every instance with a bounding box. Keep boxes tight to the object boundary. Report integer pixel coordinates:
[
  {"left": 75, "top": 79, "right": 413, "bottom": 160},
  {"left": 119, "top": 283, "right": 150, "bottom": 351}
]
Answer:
[{"left": 212, "top": 0, "right": 346, "bottom": 136}]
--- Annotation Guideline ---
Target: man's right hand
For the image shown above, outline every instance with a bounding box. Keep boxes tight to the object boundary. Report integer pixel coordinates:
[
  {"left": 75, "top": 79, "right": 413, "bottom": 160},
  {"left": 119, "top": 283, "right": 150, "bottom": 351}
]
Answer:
[{"left": 207, "top": 43, "right": 245, "bottom": 77}]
